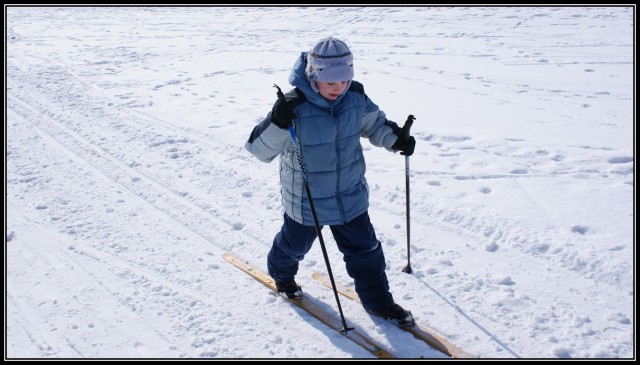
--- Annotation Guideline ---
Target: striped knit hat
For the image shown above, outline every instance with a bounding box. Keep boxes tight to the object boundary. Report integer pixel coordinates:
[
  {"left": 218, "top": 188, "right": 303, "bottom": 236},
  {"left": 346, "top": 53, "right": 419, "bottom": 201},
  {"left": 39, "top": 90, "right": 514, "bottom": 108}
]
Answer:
[{"left": 305, "top": 37, "right": 354, "bottom": 91}]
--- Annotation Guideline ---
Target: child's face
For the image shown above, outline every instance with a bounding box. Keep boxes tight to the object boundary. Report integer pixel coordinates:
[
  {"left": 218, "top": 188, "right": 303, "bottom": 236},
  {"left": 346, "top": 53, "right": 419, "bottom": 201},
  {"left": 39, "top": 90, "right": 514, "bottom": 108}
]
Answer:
[{"left": 316, "top": 81, "right": 349, "bottom": 100}]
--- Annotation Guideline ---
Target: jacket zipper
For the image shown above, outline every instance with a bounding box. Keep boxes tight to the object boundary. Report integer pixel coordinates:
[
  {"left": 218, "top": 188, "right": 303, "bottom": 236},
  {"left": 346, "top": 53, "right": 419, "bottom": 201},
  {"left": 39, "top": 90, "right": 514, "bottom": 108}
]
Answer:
[{"left": 331, "top": 107, "right": 346, "bottom": 223}]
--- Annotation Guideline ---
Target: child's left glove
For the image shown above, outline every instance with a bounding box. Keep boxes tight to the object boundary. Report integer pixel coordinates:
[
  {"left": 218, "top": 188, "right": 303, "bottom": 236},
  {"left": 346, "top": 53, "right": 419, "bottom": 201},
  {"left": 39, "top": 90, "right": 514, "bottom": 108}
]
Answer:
[{"left": 392, "top": 134, "right": 416, "bottom": 156}]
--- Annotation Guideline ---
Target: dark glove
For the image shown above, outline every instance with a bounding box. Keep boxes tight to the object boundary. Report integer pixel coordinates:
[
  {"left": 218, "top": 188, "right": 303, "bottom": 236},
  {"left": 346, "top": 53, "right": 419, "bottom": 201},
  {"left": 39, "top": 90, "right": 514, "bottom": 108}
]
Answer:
[
  {"left": 392, "top": 134, "right": 416, "bottom": 156},
  {"left": 271, "top": 98, "right": 297, "bottom": 129}
]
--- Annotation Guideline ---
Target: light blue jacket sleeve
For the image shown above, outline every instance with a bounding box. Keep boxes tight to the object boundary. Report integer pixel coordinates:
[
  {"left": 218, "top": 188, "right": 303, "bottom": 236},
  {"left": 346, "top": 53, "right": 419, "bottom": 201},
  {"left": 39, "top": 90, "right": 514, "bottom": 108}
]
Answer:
[
  {"left": 360, "top": 95, "right": 400, "bottom": 152},
  {"left": 245, "top": 113, "right": 292, "bottom": 163}
]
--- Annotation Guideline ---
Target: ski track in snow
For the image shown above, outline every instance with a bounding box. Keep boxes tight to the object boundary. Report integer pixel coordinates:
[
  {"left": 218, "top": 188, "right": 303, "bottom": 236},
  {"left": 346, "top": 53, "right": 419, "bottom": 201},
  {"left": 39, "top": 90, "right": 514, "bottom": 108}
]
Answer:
[
  {"left": 7, "top": 56, "right": 443, "bottom": 359},
  {"left": 6, "top": 6, "right": 633, "bottom": 359}
]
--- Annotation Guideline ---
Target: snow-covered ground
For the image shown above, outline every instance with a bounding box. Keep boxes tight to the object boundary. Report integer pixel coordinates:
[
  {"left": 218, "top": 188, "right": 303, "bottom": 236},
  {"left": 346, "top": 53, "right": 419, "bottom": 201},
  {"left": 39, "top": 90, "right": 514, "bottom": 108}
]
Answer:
[{"left": 6, "top": 6, "right": 634, "bottom": 359}]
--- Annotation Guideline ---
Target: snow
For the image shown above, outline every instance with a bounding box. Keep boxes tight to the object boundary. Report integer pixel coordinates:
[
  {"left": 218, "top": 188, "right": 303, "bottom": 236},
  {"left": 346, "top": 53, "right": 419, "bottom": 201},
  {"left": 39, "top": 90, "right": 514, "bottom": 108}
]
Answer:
[{"left": 5, "top": 6, "right": 634, "bottom": 359}]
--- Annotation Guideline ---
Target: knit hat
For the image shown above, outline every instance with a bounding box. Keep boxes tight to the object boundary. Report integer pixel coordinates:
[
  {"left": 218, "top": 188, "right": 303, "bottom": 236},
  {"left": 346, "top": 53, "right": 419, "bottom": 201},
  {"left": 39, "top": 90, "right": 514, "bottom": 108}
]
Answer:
[{"left": 305, "top": 37, "right": 354, "bottom": 88}]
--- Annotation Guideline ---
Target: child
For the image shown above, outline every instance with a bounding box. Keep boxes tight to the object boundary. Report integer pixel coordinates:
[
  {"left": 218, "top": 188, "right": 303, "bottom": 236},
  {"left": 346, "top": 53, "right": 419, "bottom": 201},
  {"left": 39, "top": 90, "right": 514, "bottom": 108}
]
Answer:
[{"left": 245, "top": 37, "right": 416, "bottom": 326}]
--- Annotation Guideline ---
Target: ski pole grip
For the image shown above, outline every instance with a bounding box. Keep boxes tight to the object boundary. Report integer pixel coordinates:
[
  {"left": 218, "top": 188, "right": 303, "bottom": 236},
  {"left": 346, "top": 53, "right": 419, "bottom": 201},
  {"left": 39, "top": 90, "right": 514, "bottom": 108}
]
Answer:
[
  {"left": 273, "top": 84, "right": 298, "bottom": 143},
  {"left": 274, "top": 84, "right": 286, "bottom": 103},
  {"left": 402, "top": 114, "right": 415, "bottom": 141}
]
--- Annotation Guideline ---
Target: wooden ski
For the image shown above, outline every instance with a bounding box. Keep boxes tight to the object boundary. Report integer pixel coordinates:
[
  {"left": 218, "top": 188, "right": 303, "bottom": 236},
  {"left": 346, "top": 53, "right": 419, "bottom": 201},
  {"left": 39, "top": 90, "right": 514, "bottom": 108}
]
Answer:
[
  {"left": 311, "top": 272, "right": 473, "bottom": 358},
  {"left": 223, "top": 253, "right": 395, "bottom": 358}
]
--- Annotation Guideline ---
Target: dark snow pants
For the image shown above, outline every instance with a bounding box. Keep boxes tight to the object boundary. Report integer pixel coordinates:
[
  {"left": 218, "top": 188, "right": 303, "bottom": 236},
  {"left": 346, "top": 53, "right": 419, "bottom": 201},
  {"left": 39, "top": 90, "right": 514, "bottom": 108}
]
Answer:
[{"left": 267, "top": 211, "right": 393, "bottom": 311}]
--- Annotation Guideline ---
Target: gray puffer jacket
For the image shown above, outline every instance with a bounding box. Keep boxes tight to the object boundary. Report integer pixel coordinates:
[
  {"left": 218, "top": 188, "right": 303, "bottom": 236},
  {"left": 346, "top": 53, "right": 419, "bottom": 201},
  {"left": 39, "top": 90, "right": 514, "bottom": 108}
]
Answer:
[{"left": 246, "top": 52, "right": 400, "bottom": 226}]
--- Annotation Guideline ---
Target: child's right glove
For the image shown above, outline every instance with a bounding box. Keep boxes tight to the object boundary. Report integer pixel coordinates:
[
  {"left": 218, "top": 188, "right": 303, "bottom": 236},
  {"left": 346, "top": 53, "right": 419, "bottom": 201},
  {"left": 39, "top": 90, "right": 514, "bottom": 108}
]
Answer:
[
  {"left": 392, "top": 133, "right": 416, "bottom": 156},
  {"left": 271, "top": 99, "right": 297, "bottom": 129}
]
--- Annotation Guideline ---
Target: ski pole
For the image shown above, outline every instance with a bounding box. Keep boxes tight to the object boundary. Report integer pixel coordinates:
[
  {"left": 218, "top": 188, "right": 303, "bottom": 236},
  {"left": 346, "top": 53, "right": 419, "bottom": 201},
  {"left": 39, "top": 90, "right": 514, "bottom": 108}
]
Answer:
[
  {"left": 273, "top": 84, "right": 353, "bottom": 334},
  {"left": 401, "top": 115, "right": 415, "bottom": 274}
]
